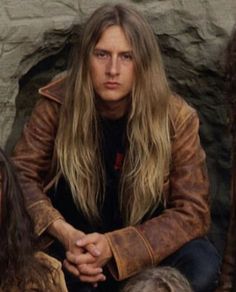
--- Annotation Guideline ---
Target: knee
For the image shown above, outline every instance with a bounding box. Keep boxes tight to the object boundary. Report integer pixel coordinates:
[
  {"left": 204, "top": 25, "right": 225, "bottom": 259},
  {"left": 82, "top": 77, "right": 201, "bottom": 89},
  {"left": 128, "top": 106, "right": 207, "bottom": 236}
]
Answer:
[
  {"left": 179, "top": 239, "right": 221, "bottom": 292},
  {"left": 191, "top": 259, "right": 221, "bottom": 292}
]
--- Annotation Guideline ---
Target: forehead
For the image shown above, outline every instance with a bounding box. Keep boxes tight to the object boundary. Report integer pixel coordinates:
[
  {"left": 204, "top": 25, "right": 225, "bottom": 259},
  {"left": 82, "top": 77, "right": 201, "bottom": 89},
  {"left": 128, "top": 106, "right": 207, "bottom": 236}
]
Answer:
[{"left": 95, "top": 25, "right": 132, "bottom": 51}]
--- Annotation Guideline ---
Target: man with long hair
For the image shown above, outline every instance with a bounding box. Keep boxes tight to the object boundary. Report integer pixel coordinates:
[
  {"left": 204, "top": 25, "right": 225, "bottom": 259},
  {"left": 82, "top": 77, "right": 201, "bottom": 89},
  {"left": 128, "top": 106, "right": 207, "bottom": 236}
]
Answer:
[
  {"left": 13, "top": 4, "right": 220, "bottom": 292},
  {"left": 0, "top": 148, "right": 68, "bottom": 291}
]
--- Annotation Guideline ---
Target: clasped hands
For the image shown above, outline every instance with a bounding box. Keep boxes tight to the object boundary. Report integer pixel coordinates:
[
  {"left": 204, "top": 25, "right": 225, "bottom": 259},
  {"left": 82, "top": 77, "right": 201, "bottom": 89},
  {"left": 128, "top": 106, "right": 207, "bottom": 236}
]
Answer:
[{"left": 63, "top": 230, "right": 112, "bottom": 285}]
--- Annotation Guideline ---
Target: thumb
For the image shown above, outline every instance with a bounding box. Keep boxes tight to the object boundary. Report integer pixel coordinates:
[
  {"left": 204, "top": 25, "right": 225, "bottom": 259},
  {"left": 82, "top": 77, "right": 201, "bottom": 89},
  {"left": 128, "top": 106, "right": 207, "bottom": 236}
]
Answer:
[
  {"left": 76, "top": 234, "right": 101, "bottom": 256},
  {"left": 76, "top": 233, "right": 98, "bottom": 246}
]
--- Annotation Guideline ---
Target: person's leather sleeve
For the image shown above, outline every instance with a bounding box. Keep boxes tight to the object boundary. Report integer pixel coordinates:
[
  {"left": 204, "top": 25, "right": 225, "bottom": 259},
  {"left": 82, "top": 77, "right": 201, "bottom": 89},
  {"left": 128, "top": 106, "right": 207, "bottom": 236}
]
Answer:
[
  {"left": 105, "top": 107, "right": 210, "bottom": 281},
  {"left": 12, "top": 97, "right": 64, "bottom": 240}
]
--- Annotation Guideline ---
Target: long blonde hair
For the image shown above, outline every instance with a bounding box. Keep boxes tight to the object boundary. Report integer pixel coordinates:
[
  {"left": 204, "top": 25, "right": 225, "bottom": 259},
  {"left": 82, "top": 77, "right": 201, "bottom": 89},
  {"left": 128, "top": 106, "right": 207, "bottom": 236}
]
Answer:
[{"left": 56, "top": 4, "right": 171, "bottom": 226}]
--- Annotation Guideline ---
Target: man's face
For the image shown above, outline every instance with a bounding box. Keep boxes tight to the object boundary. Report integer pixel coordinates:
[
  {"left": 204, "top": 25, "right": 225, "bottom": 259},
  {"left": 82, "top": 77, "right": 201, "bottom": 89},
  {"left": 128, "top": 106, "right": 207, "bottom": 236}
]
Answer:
[{"left": 90, "top": 25, "right": 135, "bottom": 103}]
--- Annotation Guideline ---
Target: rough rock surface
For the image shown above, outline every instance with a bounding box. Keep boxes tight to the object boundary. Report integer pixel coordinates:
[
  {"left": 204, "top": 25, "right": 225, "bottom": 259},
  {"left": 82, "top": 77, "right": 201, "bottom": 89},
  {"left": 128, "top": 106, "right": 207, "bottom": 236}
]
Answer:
[{"left": 0, "top": 0, "right": 235, "bottom": 254}]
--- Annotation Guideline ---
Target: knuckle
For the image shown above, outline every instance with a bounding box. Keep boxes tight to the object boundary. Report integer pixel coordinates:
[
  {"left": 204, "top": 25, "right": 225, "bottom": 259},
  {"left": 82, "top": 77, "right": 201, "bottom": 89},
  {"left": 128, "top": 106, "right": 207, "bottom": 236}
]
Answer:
[
  {"left": 79, "top": 264, "right": 87, "bottom": 273},
  {"left": 96, "top": 275, "right": 104, "bottom": 282},
  {"left": 80, "top": 275, "right": 91, "bottom": 283}
]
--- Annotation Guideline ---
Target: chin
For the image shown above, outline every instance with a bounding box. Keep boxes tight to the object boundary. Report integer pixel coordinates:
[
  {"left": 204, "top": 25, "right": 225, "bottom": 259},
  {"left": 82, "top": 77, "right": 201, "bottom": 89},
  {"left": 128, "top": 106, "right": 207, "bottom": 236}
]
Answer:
[
  {"left": 98, "top": 95, "right": 127, "bottom": 103},
  {"left": 99, "top": 92, "right": 130, "bottom": 102},
  {"left": 104, "top": 97, "right": 124, "bottom": 102}
]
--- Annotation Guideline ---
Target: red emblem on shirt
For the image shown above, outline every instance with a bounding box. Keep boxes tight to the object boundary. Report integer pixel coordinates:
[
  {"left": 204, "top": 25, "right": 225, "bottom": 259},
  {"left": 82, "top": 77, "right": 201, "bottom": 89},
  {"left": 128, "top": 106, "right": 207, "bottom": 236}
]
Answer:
[{"left": 114, "top": 152, "right": 124, "bottom": 171}]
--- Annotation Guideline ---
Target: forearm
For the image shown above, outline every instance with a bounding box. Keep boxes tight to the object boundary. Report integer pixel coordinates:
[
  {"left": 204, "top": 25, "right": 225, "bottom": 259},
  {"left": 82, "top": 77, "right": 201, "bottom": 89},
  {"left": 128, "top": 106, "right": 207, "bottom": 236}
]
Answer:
[
  {"left": 106, "top": 200, "right": 209, "bottom": 282},
  {"left": 47, "top": 219, "right": 84, "bottom": 249}
]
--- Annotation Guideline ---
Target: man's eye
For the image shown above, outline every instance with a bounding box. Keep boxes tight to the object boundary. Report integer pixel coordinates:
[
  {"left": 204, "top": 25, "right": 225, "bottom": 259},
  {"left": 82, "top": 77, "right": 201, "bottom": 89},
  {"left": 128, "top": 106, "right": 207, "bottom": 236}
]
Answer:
[
  {"left": 121, "top": 53, "right": 133, "bottom": 61},
  {"left": 94, "top": 51, "right": 108, "bottom": 59}
]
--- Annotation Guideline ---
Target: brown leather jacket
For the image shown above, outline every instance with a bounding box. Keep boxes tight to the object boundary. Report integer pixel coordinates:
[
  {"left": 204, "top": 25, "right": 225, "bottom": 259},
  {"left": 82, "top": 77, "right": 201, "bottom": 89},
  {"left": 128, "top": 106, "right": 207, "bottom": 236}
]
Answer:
[{"left": 12, "top": 77, "right": 210, "bottom": 281}]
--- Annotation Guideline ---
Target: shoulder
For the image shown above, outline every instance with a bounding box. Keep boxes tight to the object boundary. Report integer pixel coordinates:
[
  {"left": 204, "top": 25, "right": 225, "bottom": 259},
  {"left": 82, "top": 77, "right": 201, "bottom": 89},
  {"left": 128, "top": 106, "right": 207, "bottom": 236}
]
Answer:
[
  {"left": 33, "top": 252, "right": 68, "bottom": 291},
  {"left": 35, "top": 251, "right": 62, "bottom": 271},
  {"left": 168, "top": 94, "right": 198, "bottom": 134},
  {"left": 38, "top": 72, "right": 67, "bottom": 104},
  {"left": 31, "top": 73, "right": 68, "bottom": 121}
]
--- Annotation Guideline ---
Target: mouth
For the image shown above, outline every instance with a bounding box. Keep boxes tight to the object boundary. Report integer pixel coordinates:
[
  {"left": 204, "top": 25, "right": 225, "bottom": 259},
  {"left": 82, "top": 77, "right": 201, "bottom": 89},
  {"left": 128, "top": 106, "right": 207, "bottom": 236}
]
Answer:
[{"left": 104, "top": 81, "right": 120, "bottom": 89}]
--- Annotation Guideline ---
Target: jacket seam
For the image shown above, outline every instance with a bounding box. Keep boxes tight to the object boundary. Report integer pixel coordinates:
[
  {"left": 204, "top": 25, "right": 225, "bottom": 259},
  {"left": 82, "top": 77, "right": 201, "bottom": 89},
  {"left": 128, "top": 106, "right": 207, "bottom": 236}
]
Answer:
[
  {"left": 133, "top": 227, "right": 155, "bottom": 265},
  {"left": 28, "top": 199, "right": 50, "bottom": 210}
]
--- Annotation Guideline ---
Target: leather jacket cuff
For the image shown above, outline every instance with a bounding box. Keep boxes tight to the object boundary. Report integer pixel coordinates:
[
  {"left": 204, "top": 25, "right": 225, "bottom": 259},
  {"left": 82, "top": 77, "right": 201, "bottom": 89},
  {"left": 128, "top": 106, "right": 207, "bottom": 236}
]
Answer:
[
  {"left": 105, "top": 226, "right": 154, "bottom": 280},
  {"left": 28, "top": 199, "right": 64, "bottom": 237}
]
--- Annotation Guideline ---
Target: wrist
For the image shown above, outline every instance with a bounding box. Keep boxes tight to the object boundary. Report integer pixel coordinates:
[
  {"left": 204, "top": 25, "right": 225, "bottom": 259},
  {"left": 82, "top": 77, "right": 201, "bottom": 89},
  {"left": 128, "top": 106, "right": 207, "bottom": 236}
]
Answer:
[
  {"left": 104, "top": 234, "right": 113, "bottom": 260},
  {"left": 47, "top": 219, "right": 76, "bottom": 248}
]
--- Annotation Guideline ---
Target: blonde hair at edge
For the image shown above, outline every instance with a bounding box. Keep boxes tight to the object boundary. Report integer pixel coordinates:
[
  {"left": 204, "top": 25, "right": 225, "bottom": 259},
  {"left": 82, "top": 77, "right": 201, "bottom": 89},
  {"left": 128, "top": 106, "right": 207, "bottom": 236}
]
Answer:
[
  {"left": 56, "top": 4, "right": 171, "bottom": 225},
  {"left": 121, "top": 267, "right": 193, "bottom": 292}
]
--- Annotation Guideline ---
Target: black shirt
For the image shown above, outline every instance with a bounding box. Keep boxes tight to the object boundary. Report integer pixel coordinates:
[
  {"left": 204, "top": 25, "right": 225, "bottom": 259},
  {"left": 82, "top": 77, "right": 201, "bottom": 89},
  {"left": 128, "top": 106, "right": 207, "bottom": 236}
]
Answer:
[{"left": 48, "top": 115, "right": 127, "bottom": 233}]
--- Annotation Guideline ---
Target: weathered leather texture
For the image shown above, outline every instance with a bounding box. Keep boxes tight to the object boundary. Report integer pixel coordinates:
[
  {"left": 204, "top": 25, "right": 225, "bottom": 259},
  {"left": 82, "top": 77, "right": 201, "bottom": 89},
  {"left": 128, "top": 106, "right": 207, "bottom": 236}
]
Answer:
[
  {"left": 12, "top": 77, "right": 210, "bottom": 281},
  {"left": 105, "top": 93, "right": 210, "bottom": 280},
  {"left": 12, "top": 78, "right": 65, "bottom": 245}
]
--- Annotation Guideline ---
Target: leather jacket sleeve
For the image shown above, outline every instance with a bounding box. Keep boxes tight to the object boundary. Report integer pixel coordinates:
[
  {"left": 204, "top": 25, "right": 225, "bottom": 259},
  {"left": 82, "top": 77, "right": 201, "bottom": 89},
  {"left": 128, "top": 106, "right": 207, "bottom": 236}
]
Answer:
[
  {"left": 105, "top": 101, "right": 210, "bottom": 280},
  {"left": 12, "top": 97, "right": 64, "bottom": 238}
]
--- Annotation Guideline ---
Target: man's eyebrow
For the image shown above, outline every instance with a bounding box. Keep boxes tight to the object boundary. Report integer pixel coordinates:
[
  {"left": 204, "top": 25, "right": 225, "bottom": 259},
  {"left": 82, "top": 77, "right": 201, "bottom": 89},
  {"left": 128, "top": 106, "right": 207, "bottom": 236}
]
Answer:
[
  {"left": 120, "top": 50, "right": 133, "bottom": 54},
  {"left": 93, "top": 48, "right": 109, "bottom": 52},
  {"left": 94, "top": 48, "right": 133, "bottom": 54}
]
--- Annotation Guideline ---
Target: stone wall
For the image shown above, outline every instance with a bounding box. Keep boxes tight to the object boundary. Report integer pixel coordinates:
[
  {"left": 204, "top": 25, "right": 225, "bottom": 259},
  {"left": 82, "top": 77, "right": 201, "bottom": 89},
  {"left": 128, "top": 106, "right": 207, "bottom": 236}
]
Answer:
[{"left": 0, "top": 0, "right": 236, "bottom": 254}]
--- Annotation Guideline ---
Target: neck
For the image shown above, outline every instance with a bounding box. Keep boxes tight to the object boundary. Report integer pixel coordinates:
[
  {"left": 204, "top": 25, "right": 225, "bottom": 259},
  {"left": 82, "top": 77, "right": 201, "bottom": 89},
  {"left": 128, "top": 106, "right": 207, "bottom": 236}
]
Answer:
[{"left": 96, "top": 97, "right": 130, "bottom": 120}]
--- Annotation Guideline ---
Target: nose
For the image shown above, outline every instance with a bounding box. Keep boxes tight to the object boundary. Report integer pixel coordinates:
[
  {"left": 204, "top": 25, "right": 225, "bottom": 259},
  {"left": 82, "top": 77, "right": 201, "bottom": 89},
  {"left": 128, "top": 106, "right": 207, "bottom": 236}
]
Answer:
[{"left": 106, "top": 55, "right": 120, "bottom": 77}]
